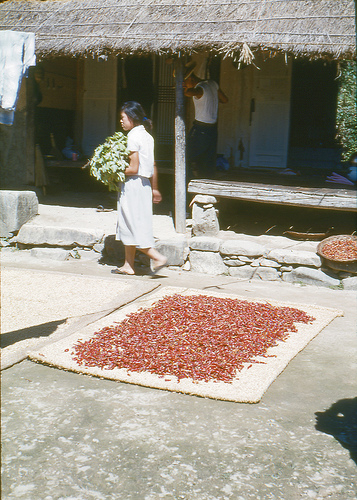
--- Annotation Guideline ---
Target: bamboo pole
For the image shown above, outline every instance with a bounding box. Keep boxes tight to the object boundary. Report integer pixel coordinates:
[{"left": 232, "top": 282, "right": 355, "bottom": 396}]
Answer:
[{"left": 174, "top": 56, "right": 186, "bottom": 233}]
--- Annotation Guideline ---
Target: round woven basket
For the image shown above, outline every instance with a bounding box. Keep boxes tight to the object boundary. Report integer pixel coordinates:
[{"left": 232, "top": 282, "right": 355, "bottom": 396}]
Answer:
[{"left": 317, "top": 235, "right": 357, "bottom": 273}]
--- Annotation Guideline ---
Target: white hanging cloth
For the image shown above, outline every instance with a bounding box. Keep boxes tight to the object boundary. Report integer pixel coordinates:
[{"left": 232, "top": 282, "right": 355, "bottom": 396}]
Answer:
[{"left": 0, "top": 30, "right": 36, "bottom": 125}]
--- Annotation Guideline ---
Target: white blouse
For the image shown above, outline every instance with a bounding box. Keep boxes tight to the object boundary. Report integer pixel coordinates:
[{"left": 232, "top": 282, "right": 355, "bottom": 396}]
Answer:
[{"left": 127, "top": 125, "right": 154, "bottom": 178}]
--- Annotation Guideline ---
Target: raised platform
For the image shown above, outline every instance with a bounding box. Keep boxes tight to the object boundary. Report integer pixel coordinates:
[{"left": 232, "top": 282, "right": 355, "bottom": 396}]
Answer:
[{"left": 188, "top": 179, "right": 357, "bottom": 212}]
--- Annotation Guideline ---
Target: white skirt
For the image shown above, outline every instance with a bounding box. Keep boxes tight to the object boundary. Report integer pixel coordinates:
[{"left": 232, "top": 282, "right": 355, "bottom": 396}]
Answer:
[{"left": 116, "top": 175, "right": 154, "bottom": 248}]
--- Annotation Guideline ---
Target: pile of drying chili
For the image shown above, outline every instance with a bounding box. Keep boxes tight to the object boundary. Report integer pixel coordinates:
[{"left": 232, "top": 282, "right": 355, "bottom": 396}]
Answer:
[
  {"left": 71, "top": 294, "right": 315, "bottom": 383},
  {"left": 321, "top": 238, "right": 357, "bottom": 261}
]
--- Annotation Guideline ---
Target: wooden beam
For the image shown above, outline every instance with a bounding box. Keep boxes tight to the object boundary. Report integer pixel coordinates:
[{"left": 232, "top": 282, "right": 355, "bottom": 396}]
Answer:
[
  {"left": 188, "top": 179, "right": 357, "bottom": 211},
  {"left": 174, "top": 57, "right": 186, "bottom": 233}
]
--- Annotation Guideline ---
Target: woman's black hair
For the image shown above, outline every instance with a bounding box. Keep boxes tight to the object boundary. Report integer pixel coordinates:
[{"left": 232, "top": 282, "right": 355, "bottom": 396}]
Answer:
[{"left": 121, "top": 101, "right": 153, "bottom": 132}]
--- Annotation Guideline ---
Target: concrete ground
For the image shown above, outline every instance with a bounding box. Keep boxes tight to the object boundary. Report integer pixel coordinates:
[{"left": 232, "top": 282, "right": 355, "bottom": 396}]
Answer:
[{"left": 1, "top": 201, "right": 357, "bottom": 499}]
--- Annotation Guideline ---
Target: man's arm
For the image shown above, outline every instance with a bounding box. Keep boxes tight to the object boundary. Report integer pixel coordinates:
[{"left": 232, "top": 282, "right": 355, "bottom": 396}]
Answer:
[
  {"left": 183, "top": 86, "right": 204, "bottom": 99},
  {"left": 184, "top": 83, "right": 227, "bottom": 103}
]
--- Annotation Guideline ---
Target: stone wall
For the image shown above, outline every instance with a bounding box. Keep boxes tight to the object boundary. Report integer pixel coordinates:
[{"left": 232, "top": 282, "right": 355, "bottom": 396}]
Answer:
[
  {"left": 184, "top": 233, "right": 357, "bottom": 289},
  {"left": 180, "top": 195, "right": 357, "bottom": 290}
]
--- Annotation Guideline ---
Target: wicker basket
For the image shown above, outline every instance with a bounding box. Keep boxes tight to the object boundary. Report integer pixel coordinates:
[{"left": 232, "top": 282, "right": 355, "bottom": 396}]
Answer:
[{"left": 317, "top": 235, "right": 357, "bottom": 274}]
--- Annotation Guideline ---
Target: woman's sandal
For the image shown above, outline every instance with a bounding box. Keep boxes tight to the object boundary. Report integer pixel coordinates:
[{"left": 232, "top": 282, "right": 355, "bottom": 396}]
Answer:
[
  {"left": 150, "top": 261, "right": 168, "bottom": 274},
  {"left": 111, "top": 268, "right": 135, "bottom": 275}
]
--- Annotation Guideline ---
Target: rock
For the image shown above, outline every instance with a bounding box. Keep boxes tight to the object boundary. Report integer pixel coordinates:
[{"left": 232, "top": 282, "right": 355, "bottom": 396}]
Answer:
[
  {"left": 222, "top": 257, "right": 246, "bottom": 267},
  {"left": 228, "top": 265, "right": 255, "bottom": 279},
  {"left": 16, "top": 225, "right": 104, "bottom": 248},
  {"left": 191, "top": 195, "right": 217, "bottom": 205},
  {"left": 342, "top": 276, "right": 357, "bottom": 290},
  {"left": 182, "top": 260, "right": 191, "bottom": 271},
  {"left": 30, "top": 248, "right": 71, "bottom": 261},
  {"left": 192, "top": 204, "right": 219, "bottom": 237},
  {"left": 250, "top": 258, "right": 261, "bottom": 267},
  {"left": 220, "top": 240, "right": 266, "bottom": 257},
  {"left": 189, "top": 236, "right": 222, "bottom": 252},
  {"left": 0, "top": 190, "right": 38, "bottom": 237},
  {"left": 260, "top": 258, "right": 281, "bottom": 268},
  {"left": 280, "top": 265, "right": 293, "bottom": 272},
  {"left": 238, "top": 256, "right": 253, "bottom": 263},
  {"left": 154, "top": 236, "right": 188, "bottom": 266},
  {"left": 267, "top": 248, "right": 322, "bottom": 267},
  {"left": 282, "top": 267, "right": 341, "bottom": 288},
  {"left": 189, "top": 250, "right": 227, "bottom": 275},
  {"left": 254, "top": 267, "right": 281, "bottom": 281},
  {"left": 152, "top": 214, "right": 177, "bottom": 239}
]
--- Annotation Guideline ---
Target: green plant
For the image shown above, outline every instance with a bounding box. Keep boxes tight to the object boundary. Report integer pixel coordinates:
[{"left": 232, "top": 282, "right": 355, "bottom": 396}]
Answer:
[
  {"left": 89, "top": 132, "right": 129, "bottom": 191},
  {"left": 336, "top": 61, "right": 357, "bottom": 160}
]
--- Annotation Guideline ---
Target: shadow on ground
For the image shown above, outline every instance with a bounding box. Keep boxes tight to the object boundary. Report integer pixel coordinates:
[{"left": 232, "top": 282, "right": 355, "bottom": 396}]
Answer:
[
  {"left": 315, "top": 397, "right": 357, "bottom": 464},
  {"left": 99, "top": 235, "right": 166, "bottom": 278},
  {"left": 1, "top": 319, "right": 67, "bottom": 348}
]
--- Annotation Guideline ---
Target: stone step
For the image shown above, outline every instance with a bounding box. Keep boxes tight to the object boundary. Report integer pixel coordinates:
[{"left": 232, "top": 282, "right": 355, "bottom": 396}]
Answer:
[{"left": 17, "top": 225, "right": 105, "bottom": 248}]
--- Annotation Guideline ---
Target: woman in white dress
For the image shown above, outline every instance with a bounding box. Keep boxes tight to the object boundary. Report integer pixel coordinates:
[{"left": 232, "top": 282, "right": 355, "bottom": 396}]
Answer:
[{"left": 112, "top": 101, "right": 167, "bottom": 276}]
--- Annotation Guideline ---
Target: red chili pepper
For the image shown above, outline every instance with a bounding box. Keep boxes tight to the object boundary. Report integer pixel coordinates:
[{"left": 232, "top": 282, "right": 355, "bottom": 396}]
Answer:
[
  {"left": 322, "top": 239, "right": 357, "bottom": 261},
  {"left": 71, "top": 294, "right": 315, "bottom": 383}
]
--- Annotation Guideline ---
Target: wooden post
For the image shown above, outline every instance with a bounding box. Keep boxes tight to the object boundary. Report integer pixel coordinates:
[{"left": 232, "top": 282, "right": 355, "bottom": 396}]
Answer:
[{"left": 174, "top": 57, "right": 186, "bottom": 233}]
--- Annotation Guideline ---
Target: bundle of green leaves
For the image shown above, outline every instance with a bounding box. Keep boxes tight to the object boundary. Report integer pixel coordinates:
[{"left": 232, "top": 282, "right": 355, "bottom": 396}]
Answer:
[{"left": 89, "top": 131, "right": 129, "bottom": 191}]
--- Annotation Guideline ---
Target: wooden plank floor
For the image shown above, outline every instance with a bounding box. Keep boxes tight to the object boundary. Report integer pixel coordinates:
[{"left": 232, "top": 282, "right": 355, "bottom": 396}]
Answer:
[{"left": 188, "top": 179, "right": 357, "bottom": 211}]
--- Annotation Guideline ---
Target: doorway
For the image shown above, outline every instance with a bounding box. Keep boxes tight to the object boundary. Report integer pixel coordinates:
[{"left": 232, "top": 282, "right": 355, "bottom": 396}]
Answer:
[
  {"left": 119, "top": 56, "right": 155, "bottom": 118},
  {"left": 288, "top": 59, "right": 340, "bottom": 173}
]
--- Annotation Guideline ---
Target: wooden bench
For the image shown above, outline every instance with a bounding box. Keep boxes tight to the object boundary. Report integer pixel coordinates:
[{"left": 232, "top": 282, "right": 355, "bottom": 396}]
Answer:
[{"left": 188, "top": 179, "right": 357, "bottom": 212}]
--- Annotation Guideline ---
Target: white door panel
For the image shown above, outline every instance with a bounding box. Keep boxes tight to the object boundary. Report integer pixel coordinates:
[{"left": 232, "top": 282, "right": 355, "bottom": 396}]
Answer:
[
  {"left": 82, "top": 58, "right": 117, "bottom": 156},
  {"left": 249, "top": 58, "right": 292, "bottom": 168}
]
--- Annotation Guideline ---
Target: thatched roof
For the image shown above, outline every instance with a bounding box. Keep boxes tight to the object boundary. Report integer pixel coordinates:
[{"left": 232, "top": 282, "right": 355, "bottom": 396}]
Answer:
[{"left": 0, "top": 0, "right": 355, "bottom": 60}]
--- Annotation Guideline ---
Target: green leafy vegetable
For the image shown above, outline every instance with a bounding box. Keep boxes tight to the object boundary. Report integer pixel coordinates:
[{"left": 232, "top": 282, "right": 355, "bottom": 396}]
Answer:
[{"left": 89, "top": 131, "right": 129, "bottom": 191}]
